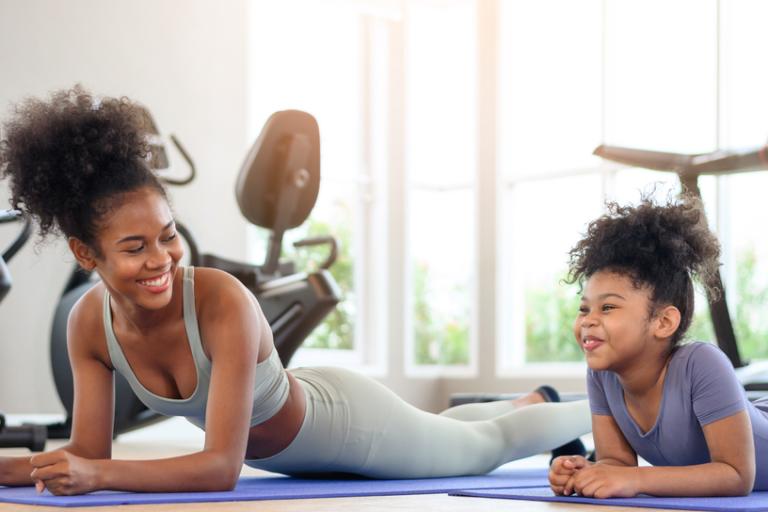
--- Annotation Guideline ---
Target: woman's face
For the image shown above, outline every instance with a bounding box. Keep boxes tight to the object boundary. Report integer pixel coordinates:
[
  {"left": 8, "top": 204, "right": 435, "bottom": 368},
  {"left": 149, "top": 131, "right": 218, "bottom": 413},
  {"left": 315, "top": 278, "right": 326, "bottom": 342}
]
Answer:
[
  {"left": 91, "top": 186, "right": 183, "bottom": 311},
  {"left": 573, "top": 270, "right": 658, "bottom": 373}
]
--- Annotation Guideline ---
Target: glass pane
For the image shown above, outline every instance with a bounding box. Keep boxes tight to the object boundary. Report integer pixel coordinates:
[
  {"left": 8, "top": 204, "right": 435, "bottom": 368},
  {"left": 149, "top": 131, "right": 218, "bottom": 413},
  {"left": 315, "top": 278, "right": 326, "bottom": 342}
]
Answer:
[
  {"left": 604, "top": 0, "right": 717, "bottom": 153},
  {"left": 499, "top": 0, "right": 603, "bottom": 177},
  {"left": 282, "top": 183, "right": 358, "bottom": 351},
  {"left": 722, "top": 174, "right": 768, "bottom": 361},
  {"left": 405, "top": 0, "right": 476, "bottom": 186},
  {"left": 721, "top": 1, "right": 768, "bottom": 147},
  {"left": 500, "top": 174, "right": 604, "bottom": 365},
  {"left": 609, "top": 167, "right": 681, "bottom": 204},
  {"left": 249, "top": 0, "right": 362, "bottom": 181},
  {"left": 409, "top": 188, "right": 474, "bottom": 366},
  {"left": 406, "top": 0, "right": 476, "bottom": 366}
]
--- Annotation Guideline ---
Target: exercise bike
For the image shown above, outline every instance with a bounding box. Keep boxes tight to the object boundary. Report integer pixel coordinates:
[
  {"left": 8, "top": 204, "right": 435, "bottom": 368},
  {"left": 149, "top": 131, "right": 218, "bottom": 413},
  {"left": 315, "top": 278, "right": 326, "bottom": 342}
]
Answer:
[
  {"left": 46, "top": 108, "right": 342, "bottom": 439},
  {"left": 0, "top": 209, "right": 47, "bottom": 451}
]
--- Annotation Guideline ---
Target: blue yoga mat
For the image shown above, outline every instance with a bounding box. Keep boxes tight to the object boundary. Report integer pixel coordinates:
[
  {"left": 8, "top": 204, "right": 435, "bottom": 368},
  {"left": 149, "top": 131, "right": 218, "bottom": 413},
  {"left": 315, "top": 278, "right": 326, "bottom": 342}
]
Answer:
[
  {"left": 451, "top": 486, "right": 768, "bottom": 512},
  {"left": 0, "top": 467, "right": 548, "bottom": 507}
]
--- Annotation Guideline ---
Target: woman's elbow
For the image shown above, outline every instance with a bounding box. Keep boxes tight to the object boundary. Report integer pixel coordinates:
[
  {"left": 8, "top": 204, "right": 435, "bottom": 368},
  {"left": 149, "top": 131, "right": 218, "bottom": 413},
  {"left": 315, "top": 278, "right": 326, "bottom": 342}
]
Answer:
[{"left": 203, "top": 455, "right": 242, "bottom": 491}]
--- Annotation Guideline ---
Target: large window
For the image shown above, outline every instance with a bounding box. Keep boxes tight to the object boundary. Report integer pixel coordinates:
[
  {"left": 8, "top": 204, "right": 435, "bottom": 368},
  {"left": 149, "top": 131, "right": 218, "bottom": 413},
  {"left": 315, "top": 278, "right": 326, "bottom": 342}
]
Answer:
[
  {"left": 248, "top": 0, "right": 768, "bottom": 377},
  {"left": 405, "top": 0, "right": 476, "bottom": 372}
]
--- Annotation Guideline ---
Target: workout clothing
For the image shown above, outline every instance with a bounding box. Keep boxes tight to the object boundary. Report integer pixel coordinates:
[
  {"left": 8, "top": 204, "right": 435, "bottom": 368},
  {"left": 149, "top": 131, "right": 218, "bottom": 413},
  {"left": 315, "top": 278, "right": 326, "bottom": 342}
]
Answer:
[
  {"left": 246, "top": 366, "right": 592, "bottom": 478},
  {"left": 103, "top": 266, "right": 290, "bottom": 428},
  {"left": 105, "top": 266, "right": 593, "bottom": 478},
  {"left": 587, "top": 342, "right": 768, "bottom": 490}
]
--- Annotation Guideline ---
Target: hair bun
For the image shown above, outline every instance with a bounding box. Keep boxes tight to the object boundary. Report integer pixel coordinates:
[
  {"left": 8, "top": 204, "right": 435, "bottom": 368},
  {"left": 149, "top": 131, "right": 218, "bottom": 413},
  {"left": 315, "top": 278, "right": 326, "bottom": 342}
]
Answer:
[{"left": 1, "top": 85, "right": 153, "bottom": 243}]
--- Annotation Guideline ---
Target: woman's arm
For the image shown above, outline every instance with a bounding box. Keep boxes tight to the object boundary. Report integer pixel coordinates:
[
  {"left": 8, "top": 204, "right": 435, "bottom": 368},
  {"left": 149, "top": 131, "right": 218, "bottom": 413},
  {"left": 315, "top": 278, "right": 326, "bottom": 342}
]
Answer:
[
  {"left": 571, "top": 411, "right": 755, "bottom": 498},
  {"left": 31, "top": 272, "right": 263, "bottom": 494},
  {"left": 0, "top": 292, "right": 116, "bottom": 488}
]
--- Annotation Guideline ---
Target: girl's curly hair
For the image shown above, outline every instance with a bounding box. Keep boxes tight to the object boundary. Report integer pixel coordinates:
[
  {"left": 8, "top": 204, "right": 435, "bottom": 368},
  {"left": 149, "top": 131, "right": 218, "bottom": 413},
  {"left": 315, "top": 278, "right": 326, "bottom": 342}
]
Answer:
[
  {"left": 0, "top": 85, "right": 165, "bottom": 249},
  {"left": 567, "top": 195, "right": 721, "bottom": 345}
]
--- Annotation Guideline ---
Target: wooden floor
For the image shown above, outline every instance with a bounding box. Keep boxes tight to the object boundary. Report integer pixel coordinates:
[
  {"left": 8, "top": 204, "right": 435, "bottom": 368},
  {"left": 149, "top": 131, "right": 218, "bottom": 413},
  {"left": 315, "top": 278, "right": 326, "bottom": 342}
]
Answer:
[{"left": 0, "top": 419, "right": 679, "bottom": 512}]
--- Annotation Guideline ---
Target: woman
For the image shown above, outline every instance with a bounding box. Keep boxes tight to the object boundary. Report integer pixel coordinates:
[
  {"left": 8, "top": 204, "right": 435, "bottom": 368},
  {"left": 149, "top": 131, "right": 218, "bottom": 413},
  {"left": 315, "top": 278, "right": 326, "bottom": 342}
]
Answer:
[{"left": 0, "top": 87, "right": 590, "bottom": 495}]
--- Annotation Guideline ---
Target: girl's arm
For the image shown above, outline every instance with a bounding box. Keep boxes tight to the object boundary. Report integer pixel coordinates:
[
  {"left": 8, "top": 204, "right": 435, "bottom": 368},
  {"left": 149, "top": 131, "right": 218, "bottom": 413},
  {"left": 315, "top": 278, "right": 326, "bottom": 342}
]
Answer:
[
  {"left": 591, "top": 413, "right": 637, "bottom": 467},
  {"left": 30, "top": 274, "right": 263, "bottom": 494},
  {"left": 559, "top": 413, "right": 636, "bottom": 495},
  {"left": 632, "top": 410, "right": 755, "bottom": 496},
  {"left": 571, "top": 411, "right": 755, "bottom": 498}
]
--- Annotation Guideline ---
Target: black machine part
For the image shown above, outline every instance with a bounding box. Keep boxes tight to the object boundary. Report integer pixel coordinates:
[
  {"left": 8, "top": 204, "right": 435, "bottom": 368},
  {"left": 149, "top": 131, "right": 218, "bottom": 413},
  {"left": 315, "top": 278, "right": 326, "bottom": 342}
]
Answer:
[
  {"left": 594, "top": 143, "right": 768, "bottom": 370},
  {"left": 0, "top": 211, "right": 47, "bottom": 450}
]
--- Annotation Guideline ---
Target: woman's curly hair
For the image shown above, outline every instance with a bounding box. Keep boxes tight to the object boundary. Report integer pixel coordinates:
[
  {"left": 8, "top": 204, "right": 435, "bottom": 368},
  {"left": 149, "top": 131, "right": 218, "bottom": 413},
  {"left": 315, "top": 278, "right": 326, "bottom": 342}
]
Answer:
[
  {"left": 0, "top": 85, "right": 165, "bottom": 249},
  {"left": 567, "top": 195, "right": 721, "bottom": 345}
]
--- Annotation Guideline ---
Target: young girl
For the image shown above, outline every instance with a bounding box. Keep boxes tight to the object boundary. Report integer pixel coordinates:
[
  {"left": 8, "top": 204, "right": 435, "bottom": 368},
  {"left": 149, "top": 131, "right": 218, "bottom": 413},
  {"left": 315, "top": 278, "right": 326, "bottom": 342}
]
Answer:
[
  {"left": 549, "top": 197, "right": 768, "bottom": 498},
  {"left": 0, "top": 87, "right": 590, "bottom": 495}
]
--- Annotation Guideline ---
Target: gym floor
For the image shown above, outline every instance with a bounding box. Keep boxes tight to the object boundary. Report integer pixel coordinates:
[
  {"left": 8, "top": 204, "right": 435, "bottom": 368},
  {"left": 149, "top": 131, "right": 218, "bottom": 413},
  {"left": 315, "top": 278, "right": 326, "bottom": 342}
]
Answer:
[{"left": 0, "top": 418, "right": 681, "bottom": 512}]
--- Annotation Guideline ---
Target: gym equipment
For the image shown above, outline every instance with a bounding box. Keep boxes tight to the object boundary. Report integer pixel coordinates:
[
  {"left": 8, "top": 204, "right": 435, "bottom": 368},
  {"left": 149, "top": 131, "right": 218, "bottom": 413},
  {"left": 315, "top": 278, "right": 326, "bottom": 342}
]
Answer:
[
  {"left": 0, "top": 209, "right": 47, "bottom": 451},
  {"left": 593, "top": 143, "right": 768, "bottom": 391},
  {"left": 47, "top": 108, "right": 341, "bottom": 438}
]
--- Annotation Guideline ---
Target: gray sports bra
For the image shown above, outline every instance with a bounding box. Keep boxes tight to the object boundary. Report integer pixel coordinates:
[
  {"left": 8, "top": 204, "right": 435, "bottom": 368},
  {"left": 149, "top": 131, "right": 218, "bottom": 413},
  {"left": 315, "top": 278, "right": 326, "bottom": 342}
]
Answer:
[{"left": 102, "top": 266, "right": 290, "bottom": 429}]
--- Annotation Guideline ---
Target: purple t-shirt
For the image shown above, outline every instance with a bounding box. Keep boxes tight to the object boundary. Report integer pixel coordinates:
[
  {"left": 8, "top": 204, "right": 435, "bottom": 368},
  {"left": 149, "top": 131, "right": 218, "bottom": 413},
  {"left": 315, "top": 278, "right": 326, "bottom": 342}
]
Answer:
[{"left": 587, "top": 342, "right": 768, "bottom": 490}]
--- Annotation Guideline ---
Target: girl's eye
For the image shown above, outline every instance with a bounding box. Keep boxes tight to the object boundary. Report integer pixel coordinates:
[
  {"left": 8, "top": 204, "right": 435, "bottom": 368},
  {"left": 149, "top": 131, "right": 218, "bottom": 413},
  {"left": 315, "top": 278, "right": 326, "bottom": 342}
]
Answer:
[
  {"left": 163, "top": 232, "right": 177, "bottom": 243},
  {"left": 126, "top": 246, "right": 144, "bottom": 254},
  {"left": 602, "top": 304, "right": 616, "bottom": 312},
  {"left": 578, "top": 306, "right": 589, "bottom": 315}
]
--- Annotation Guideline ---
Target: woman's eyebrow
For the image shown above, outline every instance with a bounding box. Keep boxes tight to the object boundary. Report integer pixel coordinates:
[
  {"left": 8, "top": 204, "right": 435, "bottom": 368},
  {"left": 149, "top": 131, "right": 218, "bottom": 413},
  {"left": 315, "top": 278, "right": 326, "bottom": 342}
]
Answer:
[{"left": 116, "top": 221, "right": 174, "bottom": 244}]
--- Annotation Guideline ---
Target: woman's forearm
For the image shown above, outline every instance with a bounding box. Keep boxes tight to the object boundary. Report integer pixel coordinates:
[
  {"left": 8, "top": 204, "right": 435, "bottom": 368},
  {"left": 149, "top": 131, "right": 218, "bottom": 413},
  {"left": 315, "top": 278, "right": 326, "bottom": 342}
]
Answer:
[
  {"left": 637, "top": 463, "right": 754, "bottom": 497},
  {"left": 94, "top": 451, "right": 242, "bottom": 492},
  {"left": 0, "top": 456, "right": 33, "bottom": 486}
]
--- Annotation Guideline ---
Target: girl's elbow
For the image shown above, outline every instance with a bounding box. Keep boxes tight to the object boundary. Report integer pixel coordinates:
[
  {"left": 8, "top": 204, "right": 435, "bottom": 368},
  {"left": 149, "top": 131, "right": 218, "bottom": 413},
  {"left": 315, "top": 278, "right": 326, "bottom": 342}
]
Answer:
[{"left": 730, "top": 470, "right": 755, "bottom": 497}]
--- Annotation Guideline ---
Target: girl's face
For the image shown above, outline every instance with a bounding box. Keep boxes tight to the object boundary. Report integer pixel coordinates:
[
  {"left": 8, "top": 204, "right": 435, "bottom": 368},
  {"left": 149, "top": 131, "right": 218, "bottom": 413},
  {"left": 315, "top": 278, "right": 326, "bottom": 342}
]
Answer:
[
  {"left": 573, "top": 270, "right": 659, "bottom": 373},
  {"left": 88, "top": 187, "right": 183, "bottom": 311}
]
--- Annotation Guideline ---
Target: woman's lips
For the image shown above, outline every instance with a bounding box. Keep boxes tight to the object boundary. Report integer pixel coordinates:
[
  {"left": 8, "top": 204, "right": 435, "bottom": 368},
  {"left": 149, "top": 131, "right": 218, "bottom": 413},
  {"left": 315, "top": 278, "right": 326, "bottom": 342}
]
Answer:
[{"left": 137, "top": 271, "right": 171, "bottom": 293}]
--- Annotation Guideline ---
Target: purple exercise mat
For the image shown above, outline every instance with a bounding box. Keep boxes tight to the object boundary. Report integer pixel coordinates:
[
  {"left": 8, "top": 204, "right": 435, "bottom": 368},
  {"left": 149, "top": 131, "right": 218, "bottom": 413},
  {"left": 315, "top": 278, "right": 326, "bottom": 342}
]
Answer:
[
  {"left": 451, "top": 486, "right": 768, "bottom": 512},
  {"left": 0, "top": 468, "right": 548, "bottom": 507}
]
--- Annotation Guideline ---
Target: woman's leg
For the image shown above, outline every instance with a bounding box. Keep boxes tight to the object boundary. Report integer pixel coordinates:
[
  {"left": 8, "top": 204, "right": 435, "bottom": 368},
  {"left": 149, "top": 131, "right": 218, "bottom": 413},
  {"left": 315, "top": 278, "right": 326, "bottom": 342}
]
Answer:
[
  {"left": 439, "top": 391, "right": 546, "bottom": 421},
  {"left": 247, "top": 367, "right": 591, "bottom": 478},
  {"left": 253, "top": 367, "right": 590, "bottom": 478}
]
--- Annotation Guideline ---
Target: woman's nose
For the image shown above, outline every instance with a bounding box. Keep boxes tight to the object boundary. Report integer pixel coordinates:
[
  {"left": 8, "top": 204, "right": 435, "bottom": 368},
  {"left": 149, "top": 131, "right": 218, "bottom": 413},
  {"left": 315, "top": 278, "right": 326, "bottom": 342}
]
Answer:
[{"left": 146, "top": 244, "right": 171, "bottom": 268}]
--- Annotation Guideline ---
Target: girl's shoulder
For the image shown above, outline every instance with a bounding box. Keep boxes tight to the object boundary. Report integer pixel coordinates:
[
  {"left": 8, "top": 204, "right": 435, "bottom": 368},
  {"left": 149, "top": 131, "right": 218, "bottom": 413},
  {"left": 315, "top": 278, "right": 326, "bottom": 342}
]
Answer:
[{"left": 672, "top": 341, "right": 732, "bottom": 369}]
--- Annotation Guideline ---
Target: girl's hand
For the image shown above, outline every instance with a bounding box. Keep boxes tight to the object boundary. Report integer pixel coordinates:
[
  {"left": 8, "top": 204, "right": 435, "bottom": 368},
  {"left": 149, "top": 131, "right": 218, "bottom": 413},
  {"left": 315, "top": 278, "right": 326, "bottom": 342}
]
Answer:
[
  {"left": 571, "top": 464, "right": 640, "bottom": 499},
  {"left": 29, "top": 450, "right": 100, "bottom": 495},
  {"left": 549, "top": 455, "right": 590, "bottom": 495}
]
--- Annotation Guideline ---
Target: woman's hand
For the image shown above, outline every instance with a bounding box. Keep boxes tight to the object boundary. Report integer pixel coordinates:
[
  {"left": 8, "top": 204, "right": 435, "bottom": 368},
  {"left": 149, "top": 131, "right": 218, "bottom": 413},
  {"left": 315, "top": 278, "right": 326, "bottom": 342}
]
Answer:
[
  {"left": 29, "top": 450, "right": 101, "bottom": 495},
  {"left": 549, "top": 455, "right": 590, "bottom": 495},
  {"left": 570, "top": 464, "right": 640, "bottom": 498}
]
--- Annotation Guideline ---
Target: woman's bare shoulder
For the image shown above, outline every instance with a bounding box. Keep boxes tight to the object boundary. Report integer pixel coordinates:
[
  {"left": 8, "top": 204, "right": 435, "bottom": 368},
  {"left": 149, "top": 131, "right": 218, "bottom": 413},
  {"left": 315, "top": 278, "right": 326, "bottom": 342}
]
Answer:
[{"left": 67, "top": 281, "right": 110, "bottom": 360}]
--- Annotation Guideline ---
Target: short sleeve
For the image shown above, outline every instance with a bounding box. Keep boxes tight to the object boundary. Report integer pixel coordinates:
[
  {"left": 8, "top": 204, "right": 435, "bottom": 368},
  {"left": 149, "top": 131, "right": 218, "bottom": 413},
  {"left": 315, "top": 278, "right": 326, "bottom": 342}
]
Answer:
[
  {"left": 688, "top": 343, "right": 746, "bottom": 425},
  {"left": 587, "top": 369, "right": 612, "bottom": 415}
]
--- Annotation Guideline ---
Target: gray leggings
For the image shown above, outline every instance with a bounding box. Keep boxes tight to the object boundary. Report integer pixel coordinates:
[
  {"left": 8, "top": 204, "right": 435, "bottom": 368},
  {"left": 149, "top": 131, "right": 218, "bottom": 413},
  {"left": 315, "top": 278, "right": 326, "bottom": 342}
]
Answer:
[{"left": 245, "top": 366, "right": 591, "bottom": 478}]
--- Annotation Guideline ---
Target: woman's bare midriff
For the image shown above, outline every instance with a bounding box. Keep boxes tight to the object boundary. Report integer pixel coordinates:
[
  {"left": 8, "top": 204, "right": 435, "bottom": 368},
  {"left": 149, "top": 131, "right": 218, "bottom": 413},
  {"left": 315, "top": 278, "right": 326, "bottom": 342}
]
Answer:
[{"left": 244, "top": 371, "right": 306, "bottom": 459}]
